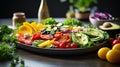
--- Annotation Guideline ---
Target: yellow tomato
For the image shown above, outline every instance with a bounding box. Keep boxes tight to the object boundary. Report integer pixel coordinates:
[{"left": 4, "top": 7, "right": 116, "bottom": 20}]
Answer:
[
  {"left": 112, "top": 43, "right": 120, "bottom": 51},
  {"left": 106, "top": 50, "right": 120, "bottom": 63},
  {"left": 98, "top": 47, "right": 110, "bottom": 60}
]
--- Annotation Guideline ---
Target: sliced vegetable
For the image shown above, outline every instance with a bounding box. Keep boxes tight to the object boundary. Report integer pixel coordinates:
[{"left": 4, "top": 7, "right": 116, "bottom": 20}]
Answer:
[
  {"left": 32, "top": 40, "right": 45, "bottom": 46},
  {"left": 38, "top": 40, "right": 54, "bottom": 48},
  {"left": 71, "top": 33, "right": 89, "bottom": 46}
]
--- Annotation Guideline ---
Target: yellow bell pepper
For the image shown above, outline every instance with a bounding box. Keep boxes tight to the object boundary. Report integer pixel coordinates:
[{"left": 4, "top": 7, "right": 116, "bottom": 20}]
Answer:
[{"left": 38, "top": 40, "right": 54, "bottom": 48}]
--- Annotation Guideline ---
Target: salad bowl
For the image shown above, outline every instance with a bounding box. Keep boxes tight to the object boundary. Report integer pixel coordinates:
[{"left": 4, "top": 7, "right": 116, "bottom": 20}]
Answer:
[{"left": 89, "top": 12, "right": 115, "bottom": 28}]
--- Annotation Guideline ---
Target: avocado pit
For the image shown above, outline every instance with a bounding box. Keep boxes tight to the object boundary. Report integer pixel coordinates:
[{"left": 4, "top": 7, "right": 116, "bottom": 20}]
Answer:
[{"left": 102, "top": 22, "right": 112, "bottom": 28}]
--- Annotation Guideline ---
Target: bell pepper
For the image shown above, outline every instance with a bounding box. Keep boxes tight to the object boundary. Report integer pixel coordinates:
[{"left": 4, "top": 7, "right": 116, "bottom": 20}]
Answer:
[{"left": 38, "top": 40, "right": 54, "bottom": 48}]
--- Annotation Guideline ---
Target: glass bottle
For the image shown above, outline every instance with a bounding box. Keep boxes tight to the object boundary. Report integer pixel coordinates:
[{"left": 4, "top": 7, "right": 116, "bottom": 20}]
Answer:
[
  {"left": 38, "top": 0, "right": 50, "bottom": 23},
  {"left": 12, "top": 12, "right": 26, "bottom": 29}
]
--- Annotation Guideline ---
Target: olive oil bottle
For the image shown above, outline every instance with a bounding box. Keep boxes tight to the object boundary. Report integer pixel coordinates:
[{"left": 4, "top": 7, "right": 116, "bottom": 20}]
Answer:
[{"left": 38, "top": 0, "right": 50, "bottom": 23}]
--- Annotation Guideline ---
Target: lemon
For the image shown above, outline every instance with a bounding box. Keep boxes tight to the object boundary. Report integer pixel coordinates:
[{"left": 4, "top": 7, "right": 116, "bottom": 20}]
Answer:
[
  {"left": 98, "top": 47, "right": 110, "bottom": 60},
  {"left": 112, "top": 43, "right": 120, "bottom": 51},
  {"left": 106, "top": 50, "right": 120, "bottom": 63}
]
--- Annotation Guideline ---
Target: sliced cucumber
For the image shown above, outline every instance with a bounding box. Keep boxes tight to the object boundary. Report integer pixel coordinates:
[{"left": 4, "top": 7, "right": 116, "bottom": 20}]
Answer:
[{"left": 71, "top": 33, "right": 88, "bottom": 46}]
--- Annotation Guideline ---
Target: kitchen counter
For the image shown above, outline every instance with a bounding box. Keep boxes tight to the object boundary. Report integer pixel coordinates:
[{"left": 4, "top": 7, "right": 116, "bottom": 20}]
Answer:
[{"left": 0, "top": 18, "right": 119, "bottom": 67}]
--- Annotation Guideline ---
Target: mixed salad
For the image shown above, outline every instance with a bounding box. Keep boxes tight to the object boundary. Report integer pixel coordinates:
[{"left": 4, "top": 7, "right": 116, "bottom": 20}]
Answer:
[{"left": 14, "top": 18, "right": 109, "bottom": 48}]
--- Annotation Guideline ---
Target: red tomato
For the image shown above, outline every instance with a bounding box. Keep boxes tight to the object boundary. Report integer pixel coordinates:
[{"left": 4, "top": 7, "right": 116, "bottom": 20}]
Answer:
[
  {"left": 40, "top": 34, "right": 53, "bottom": 40},
  {"left": 70, "top": 43, "right": 78, "bottom": 48},
  {"left": 54, "top": 32, "right": 62, "bottom": 39},
  {"left": 54, "top": 41, "right": 60, "bottom": 46},
  {"left": 59, "top": 43, "right": 66, "bottom": 48},
  {"left": 66, "top": 44, "right": 71, "bottom": 48},
  {"left": 18, "top": 38, "right": 25, "bottom": 44},
  {"left": 24, "top": 39, "right": 32, "bottom": 45},
  {"left": 18, "top": 34, "right": 25, "bottom": 39},
  {"left": 66, "top": 39, "right": 71, "bottom": 43},
  {"left": 59, "top": 39, "right": 67, "bottom": 44},
  {"left": 53, "top": 41, "right": 60, "bottom": 48},
  {"left": 31, "top": 32, "right": 41, "bottom": 41},
  {"left": 112, "top": 39, "right": 120, "bottom": 46}
]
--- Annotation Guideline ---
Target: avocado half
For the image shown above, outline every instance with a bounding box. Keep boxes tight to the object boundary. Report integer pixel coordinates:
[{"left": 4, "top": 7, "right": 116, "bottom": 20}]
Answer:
[
  {"left": 99, "top": 22, "right": 120, "bottom": 30},
  {"left": 99, "top": 22, "right": 120, "bottom": 37}
]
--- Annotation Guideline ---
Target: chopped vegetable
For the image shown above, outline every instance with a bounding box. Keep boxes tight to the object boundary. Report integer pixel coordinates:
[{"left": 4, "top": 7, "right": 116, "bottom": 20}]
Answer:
[
  {"left": 32, "top": 40, "right": 45, "bottom": 47},
  {"left": 38, "top": 40, "right": 54, "bottom": 48}
]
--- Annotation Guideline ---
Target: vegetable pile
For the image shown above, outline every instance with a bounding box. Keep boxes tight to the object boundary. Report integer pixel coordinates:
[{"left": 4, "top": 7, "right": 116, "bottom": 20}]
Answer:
[{"left": 15, "top": 18, "right": 109, "bottom": 48}]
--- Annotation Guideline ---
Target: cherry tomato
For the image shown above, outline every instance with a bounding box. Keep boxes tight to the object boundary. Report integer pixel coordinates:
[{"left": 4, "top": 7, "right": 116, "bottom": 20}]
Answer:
[
  {"left": 66, "top": 44, "right": 71, "bottom": 48},
  {"left": 54, "top": 41, "right": 60, "bottom": 46},
  {"left": 18, "top": 34, "right": 25, "bottom": 39},
  {"left": 40, "top": 34, "right": 53, "bottom": 40},
  {"left": 18, "top": 38, "right": 25, "bottom": 44},
  {"left": 59, "top": 43, "right": 66, "bottom": 48},
  {"left": 112, "top": 39, "right": 120, "bottom": 46},
  {"left": 66, "top": 39, "right": 71, "bottom": 43},
  {"left": 59, "top": 39, "right": 67, "bottom": 44},
  {"left": 24, "top": 39, "right": 32, "bottom": 45},
  {"left": 54, "top": 32, "right": 62, "bottom": 39},
  {"left": 70, "top": 43, "right": 78, "bottom": 48}
]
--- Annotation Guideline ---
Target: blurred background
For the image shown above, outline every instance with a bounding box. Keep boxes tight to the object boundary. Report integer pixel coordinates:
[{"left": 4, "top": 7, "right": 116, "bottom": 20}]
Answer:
[{"left": 0, "top": 0, "right": 120, "bottom": 18}]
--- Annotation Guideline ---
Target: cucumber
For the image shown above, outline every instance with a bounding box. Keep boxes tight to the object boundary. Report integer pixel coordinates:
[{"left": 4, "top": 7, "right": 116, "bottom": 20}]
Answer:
[
  {"left": 84, "top": 28, "right": 104, "bottom": 42},
  {"left": 71, "top": 33, "right": 88, "bottom": 46}
]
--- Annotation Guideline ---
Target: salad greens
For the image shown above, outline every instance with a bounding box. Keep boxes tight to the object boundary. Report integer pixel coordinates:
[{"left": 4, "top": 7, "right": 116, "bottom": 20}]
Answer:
[
  {"left": 63, "top": 18, "right": 83, "bottom": 26},
  {"left": 43, "top": 18, "right": 57, "bottom": 25}
]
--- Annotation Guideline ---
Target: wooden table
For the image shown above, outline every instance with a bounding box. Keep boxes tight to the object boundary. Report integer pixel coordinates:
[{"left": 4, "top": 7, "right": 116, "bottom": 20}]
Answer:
[{"left": 0, "top": 18, "right": 119, "bottom": 67}]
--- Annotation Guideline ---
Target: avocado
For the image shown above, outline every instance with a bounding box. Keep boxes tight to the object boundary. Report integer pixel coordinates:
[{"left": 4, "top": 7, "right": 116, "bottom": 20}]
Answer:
[
  {"left": 99, "top": 22, "right": 120, "bottom": 38},
  {"left": 99, "top": 22, "right": 120, "bottom": 30}
]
